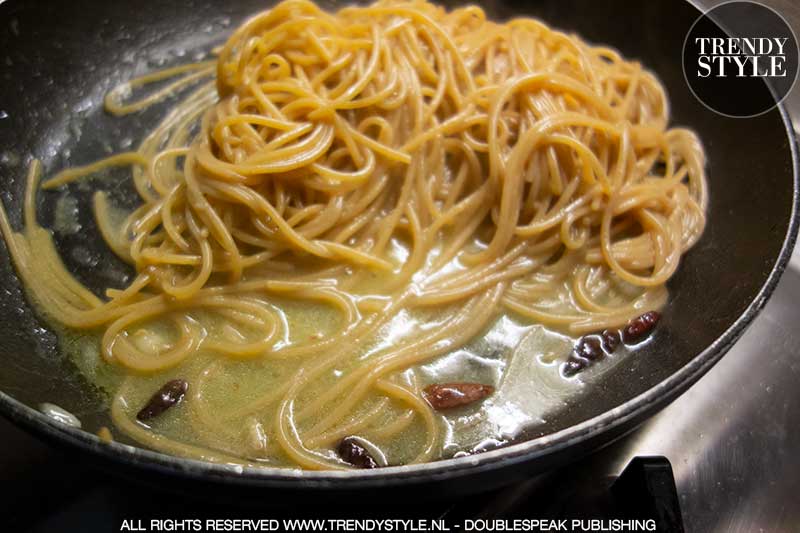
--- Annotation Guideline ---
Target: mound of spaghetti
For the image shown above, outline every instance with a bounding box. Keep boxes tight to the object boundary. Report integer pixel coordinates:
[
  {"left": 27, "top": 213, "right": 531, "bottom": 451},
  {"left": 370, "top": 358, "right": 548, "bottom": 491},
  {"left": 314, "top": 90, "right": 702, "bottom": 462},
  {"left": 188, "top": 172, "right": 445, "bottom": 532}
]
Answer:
[{"left": 0, "top": 0, "right": 706, "bottom": 469}]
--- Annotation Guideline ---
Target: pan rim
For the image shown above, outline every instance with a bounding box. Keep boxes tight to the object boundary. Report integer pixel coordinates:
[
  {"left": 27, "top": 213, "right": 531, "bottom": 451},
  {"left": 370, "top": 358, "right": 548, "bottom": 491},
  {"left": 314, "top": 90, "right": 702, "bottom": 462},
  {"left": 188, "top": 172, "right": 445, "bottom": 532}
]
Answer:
[{"left": 0, "top": 3, "right": 798, "bottom": 490}]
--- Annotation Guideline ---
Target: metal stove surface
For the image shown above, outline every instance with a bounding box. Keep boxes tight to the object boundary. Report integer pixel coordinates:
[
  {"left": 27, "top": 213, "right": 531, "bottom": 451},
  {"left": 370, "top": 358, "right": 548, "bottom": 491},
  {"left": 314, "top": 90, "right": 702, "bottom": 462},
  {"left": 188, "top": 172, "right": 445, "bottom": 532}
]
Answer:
[{"left": 474, "top": 263, "right": 800, "bottom": 532}]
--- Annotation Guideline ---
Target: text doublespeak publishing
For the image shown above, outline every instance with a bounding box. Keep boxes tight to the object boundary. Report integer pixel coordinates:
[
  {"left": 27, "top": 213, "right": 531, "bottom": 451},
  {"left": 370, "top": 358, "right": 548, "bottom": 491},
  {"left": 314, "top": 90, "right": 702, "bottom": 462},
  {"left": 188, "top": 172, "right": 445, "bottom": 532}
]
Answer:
[{"left": 122, "top": 518, "right": 657, "bottom": 532}]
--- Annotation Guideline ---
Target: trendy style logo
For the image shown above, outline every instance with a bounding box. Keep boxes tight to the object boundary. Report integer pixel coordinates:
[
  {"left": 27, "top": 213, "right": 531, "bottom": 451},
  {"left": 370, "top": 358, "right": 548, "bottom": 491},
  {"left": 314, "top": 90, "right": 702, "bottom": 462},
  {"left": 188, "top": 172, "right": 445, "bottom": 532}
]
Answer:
[
  {"left": 695, "top": 37, "right": 790, "bottom": 78},
  {"left": 683, "top": 1, "right": 798, "bottom": 118}
]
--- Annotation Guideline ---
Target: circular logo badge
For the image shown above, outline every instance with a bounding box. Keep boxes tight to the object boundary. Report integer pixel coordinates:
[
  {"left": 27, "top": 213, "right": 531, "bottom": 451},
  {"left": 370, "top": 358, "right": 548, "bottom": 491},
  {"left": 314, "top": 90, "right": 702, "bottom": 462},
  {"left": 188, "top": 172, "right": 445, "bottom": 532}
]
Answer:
[{"left": 682, "top": 1, "right": 799, "bottom": 118}]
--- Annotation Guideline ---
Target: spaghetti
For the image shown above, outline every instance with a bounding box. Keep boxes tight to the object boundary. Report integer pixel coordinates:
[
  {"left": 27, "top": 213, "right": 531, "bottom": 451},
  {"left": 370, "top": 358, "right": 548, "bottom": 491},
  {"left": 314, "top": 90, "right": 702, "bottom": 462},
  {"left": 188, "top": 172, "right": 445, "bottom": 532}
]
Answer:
[{"left": 0, "top": 0, "right": 706, "bottom": 469}]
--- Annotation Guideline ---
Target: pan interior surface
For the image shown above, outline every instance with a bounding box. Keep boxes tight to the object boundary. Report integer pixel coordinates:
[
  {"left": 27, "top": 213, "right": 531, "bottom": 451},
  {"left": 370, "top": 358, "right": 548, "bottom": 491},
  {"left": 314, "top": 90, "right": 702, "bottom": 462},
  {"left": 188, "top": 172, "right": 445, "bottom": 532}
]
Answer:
[{"left": 0, "top": 0, "right": 796, "bottom": 486}]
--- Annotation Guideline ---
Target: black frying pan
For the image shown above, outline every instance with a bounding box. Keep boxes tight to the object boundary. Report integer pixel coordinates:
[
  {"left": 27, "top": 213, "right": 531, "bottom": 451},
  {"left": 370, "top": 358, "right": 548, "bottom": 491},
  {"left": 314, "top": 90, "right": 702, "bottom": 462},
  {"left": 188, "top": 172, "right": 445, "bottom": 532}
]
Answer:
[{"left": 0, "top": 0, "right": 797, "bottom": 500}]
